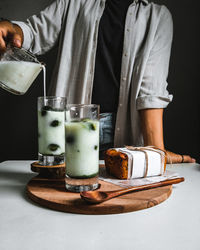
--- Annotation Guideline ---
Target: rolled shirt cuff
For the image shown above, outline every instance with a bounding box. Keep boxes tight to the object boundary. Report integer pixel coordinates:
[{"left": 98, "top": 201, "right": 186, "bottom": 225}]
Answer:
[
  {"left": 136, "top": 94, "right": 173, "bottom": 110},
  {"left": 12, "top": 21, "right": 33, "bottom": 51}
]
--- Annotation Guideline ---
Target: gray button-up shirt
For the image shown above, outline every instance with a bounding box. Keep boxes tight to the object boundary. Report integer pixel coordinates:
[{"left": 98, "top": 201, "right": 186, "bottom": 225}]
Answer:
[{"left": 14, "top": 0, "right": 173, "bottom": 147}]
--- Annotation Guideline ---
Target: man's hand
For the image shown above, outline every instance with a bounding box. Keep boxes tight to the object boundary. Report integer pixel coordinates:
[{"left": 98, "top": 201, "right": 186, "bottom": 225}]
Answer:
[
  {"left": 139, "top": 108, "right": 196, "bottom": 164},
  {"left": 0, "top": 20, "right": 23, "bottom": 54},
  {"left": 166, "top": 150, "right": 196, "bottom": 164}
]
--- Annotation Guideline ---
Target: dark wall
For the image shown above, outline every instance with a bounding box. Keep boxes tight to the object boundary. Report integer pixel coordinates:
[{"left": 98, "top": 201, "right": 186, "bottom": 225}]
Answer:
[
  {"left": 0, "top": 0, "right": 199, "bottom": 162},
  {"left": 0, "top": 0, "right": 55, "bottom": 162},
  {"left": 155, "top": 0, "right": 200, "bottom": 162}
]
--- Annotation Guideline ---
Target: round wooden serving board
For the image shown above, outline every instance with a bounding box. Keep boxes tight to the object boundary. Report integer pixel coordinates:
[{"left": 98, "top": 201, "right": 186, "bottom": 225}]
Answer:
[{"left": 26, "top": 176, "right": 172, "bottom": 215}]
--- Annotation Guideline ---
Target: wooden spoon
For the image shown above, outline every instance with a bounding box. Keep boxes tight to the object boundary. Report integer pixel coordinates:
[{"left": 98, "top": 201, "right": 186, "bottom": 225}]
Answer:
[{"left": 80, "top": 177, "right": 185, "bottom": 204}]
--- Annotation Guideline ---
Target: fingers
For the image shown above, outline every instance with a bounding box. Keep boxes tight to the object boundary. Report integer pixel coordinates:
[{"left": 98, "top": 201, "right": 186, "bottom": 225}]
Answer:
[
  {"left": 0, "top": 33, "right": 6, "bottom": 54},
  {"left": 0, "top": 21, "right": 22, "bottom": 54},
  {"left": 0, "top": 22, "right": 10, "bottom": 52},
  {"left": 182, "top": 155, "right": 196, "bottom": 163},
  {"left": 166, "top": 150, "right": 196, "bottom": 164},
  {"left": 12, "top": 33, "right": 22, "bottom": 48}
]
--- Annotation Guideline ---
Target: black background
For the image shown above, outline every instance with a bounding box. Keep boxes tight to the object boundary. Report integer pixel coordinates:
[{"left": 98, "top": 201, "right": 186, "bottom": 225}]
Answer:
[{"left": 0, "top": 0, "right": 199, "bottom": 162}]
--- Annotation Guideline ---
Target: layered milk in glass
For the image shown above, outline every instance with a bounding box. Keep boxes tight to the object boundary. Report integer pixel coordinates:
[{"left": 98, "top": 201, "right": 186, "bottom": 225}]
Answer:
[
  {"left": 65, "top": 119, "right": 99, "bottom": 178},
  {"left": 38, "top": 97, "right": 66, "bottom": 166},
  {"left": 65, "top": 105, "right": 100, "bottom": 192}
]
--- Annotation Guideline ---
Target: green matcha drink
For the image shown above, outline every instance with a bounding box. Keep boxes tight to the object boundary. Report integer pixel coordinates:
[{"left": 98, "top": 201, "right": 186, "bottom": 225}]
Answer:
[
  {"left": 65, "top": 119, "right": 99, "bottom": 178},
  {"left": 38, "top": 108, "right": 65, "bottom": 155},
  {"left": 37, "top": 97, "right": 66, "bottom": 166},
  {"left": 65, "top": 104, "right": 100, "bottom": 192}
]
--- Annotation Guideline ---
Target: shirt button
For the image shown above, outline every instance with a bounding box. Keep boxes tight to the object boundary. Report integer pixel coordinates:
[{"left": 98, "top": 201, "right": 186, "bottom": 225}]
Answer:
[
  {"left": 124, "top": 53, "right": 128, "bottom": 57},
  {"left": 127, "top": 29, "right": 130, "bottom": 32},
  {"left": 117, "top": 128, "right": 120, "bottom": 131},
  {"left": 122, "top": 77, "right": 126, "bottom": 81},
  {"left": 119, "top": 103, "right": 122, "bottom": 107}
]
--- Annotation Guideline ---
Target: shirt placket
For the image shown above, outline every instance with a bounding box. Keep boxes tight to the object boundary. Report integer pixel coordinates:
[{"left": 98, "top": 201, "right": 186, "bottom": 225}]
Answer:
[
  {"left": 114, "top": 0, "right": 137, "bottom": 146},
  {"left": 87, "top": 0, "right": 106, "bottom": 104}
]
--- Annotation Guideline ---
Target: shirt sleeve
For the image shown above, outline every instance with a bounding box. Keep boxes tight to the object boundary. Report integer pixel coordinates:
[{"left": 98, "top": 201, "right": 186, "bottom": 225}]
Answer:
[
  {"left": 13, "top": 0, "right": 68, "bottom": 55},
  {"left": 136, "top": 6, "right": 173, "bottom": 110}
]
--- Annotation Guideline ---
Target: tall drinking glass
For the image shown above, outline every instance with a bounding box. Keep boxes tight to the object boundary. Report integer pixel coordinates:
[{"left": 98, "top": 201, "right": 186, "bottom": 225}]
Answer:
[
  {"left": 38, "top": 96, "right": 66, "bottom": 166},
  {"left": 65, "top": 104, "right": 100, "bottom": 192}
]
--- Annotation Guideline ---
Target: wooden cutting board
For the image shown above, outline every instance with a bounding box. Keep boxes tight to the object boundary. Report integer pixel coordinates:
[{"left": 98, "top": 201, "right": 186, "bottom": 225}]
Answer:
[{"left": 26, "top": 175, "right": 172, "bottom": 215}]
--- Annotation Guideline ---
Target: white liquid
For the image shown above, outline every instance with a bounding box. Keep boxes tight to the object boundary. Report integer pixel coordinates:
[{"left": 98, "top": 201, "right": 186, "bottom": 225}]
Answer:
[
  {"left": 0, "top": 61, "right": 42, "bottom": 94},
  {"left": 38, "top": 109, "right": 65, "bottom": 155},
  {"left": 65, "top": 120, "right": 99, "bottom": 177},
  {"left": 42, "top": 65, "right": 46, "bottom": 98}
]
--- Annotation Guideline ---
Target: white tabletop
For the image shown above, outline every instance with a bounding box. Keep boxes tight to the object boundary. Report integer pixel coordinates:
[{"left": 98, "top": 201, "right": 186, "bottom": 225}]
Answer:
[{"left": 0, "top": 161, "right": 200, "bottom": 250}]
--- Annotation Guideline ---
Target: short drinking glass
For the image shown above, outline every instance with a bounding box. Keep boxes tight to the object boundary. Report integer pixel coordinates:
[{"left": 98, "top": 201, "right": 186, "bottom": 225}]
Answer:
[
  {"left": 65, "top": 104, "right": 100, "bottom": 192},
  {"left": 38, "top": 96, "right": 66, "bottom": 166}
]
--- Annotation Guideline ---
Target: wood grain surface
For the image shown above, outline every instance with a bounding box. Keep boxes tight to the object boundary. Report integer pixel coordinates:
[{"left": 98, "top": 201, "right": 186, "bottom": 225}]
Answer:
[
  {"left": 31, "top": 162, "right": 65, "bottom": 178},
  {"left": 26, "top": 176, "right": 172, "bottom": 215}
]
